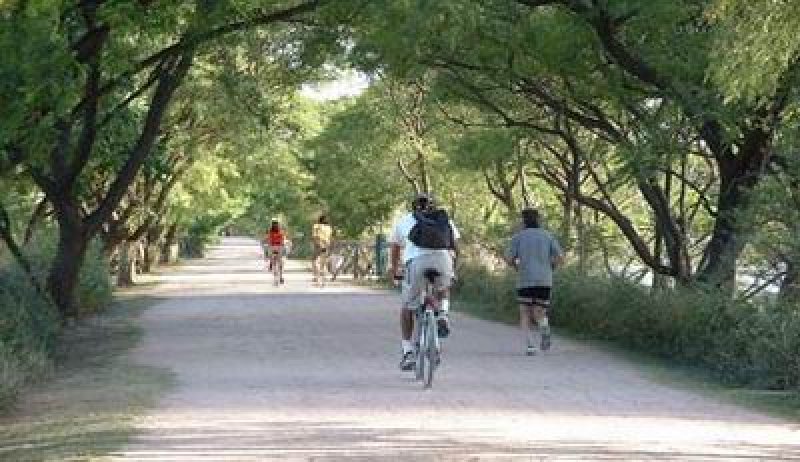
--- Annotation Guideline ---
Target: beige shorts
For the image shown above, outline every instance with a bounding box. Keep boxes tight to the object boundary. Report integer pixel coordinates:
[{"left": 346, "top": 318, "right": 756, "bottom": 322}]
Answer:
[
  {"left": 312, "top": 244, "right": 329, "bottom": 259},
  {"left": 401, "top": 253, "right": 453, "bottom": 310}
]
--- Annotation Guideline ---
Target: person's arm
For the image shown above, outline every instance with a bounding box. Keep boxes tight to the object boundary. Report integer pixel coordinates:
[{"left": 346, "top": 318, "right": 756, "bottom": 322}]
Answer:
[
  {"left": 388, "top": 221, "right": 404, "bottom": 280},
  {"left": 505, "top": 235, "right": 519, "bottom": 270},
  {"left": 449, "top": 220, "right": 461, "bottom": 266},
  {"left": 550, "top": 236, "right": 565, "bottom": 268},
  {"left": 390, "top": 243, "right": 403, "bottom": 279}
]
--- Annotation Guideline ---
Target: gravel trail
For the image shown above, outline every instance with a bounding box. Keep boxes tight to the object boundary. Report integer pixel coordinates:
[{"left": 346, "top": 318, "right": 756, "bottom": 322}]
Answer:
[{"left": 112, "top": 237, "right": 800, "bottom": 461}]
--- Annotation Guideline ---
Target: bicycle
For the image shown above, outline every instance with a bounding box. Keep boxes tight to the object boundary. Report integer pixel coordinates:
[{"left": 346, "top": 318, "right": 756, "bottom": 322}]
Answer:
[
  {"left": 412, "top": 269, "right": 442, "bottom": 389},
  {"left": 269, "top": 246, "right": 284, "bottom": 286}
]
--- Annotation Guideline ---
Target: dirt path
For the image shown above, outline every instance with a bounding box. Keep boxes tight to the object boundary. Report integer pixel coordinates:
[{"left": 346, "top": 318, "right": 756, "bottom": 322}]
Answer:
[{"left": 112, "top": 237, "right": 799, "bottom": 461}]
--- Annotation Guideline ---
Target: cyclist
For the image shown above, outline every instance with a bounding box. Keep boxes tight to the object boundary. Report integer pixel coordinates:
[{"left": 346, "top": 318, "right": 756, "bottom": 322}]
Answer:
[
  {"left": 506, "top": 208, "right": 564, "bottom": 355},
  {"left": 264, "top": 220, "right": 286, "bottom": 285},
  {"left": 311, "top": 215, "right": 332, "bottom": 285},
  {"left": 389, "top": 193, "right": 460, "bottom": 371}
]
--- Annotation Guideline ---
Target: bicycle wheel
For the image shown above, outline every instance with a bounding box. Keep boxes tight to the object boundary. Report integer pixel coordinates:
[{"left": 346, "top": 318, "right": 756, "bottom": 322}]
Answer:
[
  {"left": 414, "top": 317, "right": 426, "bottom": 381},
  {"left": 423, "top": 312, "right": 437, "bottom": 388},
  {"left": 272, "top": 256, "right": 280, "bottom": 286}
]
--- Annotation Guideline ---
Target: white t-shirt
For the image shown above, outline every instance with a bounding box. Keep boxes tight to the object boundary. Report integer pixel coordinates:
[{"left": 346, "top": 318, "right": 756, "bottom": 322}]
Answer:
[{"left": 389, "top": 212, "right": 461, "bottom": 264}]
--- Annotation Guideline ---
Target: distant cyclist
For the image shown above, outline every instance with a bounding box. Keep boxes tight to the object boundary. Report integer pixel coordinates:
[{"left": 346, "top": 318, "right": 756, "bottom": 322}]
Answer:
[
  {"left": 389, "top": 193, "right": 460, "bottom": 371},
  {"left": 311, "top": 215, "right": 332, "bottom": 285},
  {"left": 506, "top": 208, "right": 564, "bottom": 356},
  {"left": 264, "top": 220, "right": 286, "bottom": 285}
]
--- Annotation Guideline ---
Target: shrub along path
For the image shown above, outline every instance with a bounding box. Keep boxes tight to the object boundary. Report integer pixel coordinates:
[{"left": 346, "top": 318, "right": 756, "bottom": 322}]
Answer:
[{"left": 112, "top": 237, "right": 799, "bottom": 460}]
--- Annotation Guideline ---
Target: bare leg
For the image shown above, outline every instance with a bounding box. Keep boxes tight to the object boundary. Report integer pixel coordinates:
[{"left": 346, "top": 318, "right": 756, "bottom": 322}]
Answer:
[
  {"left": 311, "top": 254, "right": 320, "bottom": 283},
  {"left": 401, "top": 308, "right": 414, "bottom": 341},
  {"left": 318, "top": 253, "right": 327, "bottom": 285},
  {"left": 438, "top": 287, "right": 450, "bottom": 312},
  {"left": 400, "top": 307, "right": 415, "bottom": 364},
  {"left": 531, "top": 305, "right": 547, "bottom": 326},
  {"left": 519, "top": 305, "right": 536, "bottom": 349},
  {"left": 531, "top": 303, "right": 551, "bottom": 350}
]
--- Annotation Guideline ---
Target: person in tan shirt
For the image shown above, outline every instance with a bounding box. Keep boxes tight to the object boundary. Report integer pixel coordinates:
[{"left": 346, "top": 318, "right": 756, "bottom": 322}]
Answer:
[{"left": 311, "top": 215, "right": 332, "bottom": 285}]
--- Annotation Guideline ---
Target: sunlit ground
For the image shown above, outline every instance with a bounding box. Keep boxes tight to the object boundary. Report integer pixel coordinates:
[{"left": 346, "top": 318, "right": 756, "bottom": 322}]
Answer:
[{"left": 111, "top": 408, "right": 800, "bottom": 460}]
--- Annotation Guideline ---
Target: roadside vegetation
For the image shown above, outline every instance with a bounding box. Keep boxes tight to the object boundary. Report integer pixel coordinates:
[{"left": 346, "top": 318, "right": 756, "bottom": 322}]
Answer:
[
  {"left": 0, "top": 296, "right": 172, "bottom": 461},
  {"left": 455, "top": 263, "right": 800, "bottom": 420}
]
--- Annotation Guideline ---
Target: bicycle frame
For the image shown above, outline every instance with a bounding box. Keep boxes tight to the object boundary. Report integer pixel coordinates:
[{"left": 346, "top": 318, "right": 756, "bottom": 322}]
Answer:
[
  {"left": 413, "top": 271, "right": 441, "bottom": 388},
  {"left": 269, "top": 248, "right": 283, "bottom": 286}
]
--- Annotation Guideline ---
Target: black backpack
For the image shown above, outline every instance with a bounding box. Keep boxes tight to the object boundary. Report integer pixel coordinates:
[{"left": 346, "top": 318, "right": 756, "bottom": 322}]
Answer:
[{"left": 409, "top": 208, "right": 454, "bottom": 249}]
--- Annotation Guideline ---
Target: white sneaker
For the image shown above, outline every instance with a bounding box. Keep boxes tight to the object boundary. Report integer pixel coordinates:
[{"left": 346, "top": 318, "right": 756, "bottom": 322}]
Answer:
[
  {"left": 436, "top": 313, "right": 450, "bottom": 338},
  {"left": 540, "top": 331, "right": 552, "bottom": 351},
  {"left": 526, "top": 345, "right": 537, "bottom": 356},
  {"left": 399, "top": 351, "right": 415, "bottom": 371}
]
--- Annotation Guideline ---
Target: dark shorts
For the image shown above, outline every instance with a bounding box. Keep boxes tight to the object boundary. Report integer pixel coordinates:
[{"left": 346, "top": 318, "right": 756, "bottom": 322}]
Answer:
[{"left": 517, "top": 286, "right": 551, "bottom": 308}]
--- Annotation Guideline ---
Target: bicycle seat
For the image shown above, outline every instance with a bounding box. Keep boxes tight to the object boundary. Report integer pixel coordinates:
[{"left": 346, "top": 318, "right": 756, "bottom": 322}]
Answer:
[{"left": 423, "top": 268, "right": 440, "bottom": 282}]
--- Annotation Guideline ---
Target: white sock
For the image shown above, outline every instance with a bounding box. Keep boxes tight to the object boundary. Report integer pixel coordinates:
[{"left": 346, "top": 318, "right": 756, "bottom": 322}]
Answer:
[
  {"left": 539, "top": 316, "right": 550, "bottom": 334},
  {"left": 401, "top": 340, "right": 413, "bottom": 354},
  {"left": 440, "top": 298, "right": 450, "bottom": 314},
  {"left": 525, "top": 330, "right": 536, "bottom": 348}
]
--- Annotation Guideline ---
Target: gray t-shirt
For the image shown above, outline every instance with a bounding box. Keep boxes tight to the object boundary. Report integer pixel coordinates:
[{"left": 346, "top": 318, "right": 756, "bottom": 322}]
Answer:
[{"left": 506, "top": 228, "right": 563, "bottom": 288}]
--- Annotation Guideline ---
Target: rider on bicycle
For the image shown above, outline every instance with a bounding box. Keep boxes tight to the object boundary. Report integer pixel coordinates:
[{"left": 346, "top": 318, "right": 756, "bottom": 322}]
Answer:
[
  {"left": 390, "top": 193, "right": 460, "bottom": 371},
  {"left": 264, "top": 219, "right": 286, "bottom": 284}
]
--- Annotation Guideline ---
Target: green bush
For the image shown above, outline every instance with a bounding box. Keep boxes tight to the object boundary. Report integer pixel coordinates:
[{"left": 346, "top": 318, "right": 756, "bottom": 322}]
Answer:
[
  {"left": 180, "top": 218, "right": 224, "bottom": 258},
  {"left": 456, "top": 263, "right": 800, "bottom": 391},
  {"left": 74, "top": 240, "right": 113, "bottom": 316},
  {"left": 0, "top": 266, "right": 58, "bottom": 407},
  {"left": 454, "top": 263, "right": 518, "bottom": 324},
  {"left": 553, "top": 268, "right": 800, "bottom": 390},
  {"left": 0, "top": 236, "right": 113, "bottom": 408},
  {"left": 24, "top": 236, "right": 113, "bottom": 317}
]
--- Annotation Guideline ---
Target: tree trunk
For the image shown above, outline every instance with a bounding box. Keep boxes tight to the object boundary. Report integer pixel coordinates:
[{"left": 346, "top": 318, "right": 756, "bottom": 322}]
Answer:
[
  {"left": 160, "top": 223, "right": 178, "bottom": 264},
  {"left": 141, "top": 225, "right": 161, "bottom": 273},
  {"left": 695, "top": 164, "right": 750, "bottom": 293},
  {"left": 116, "top": 240, "right": 136, "bottom": 287},
  {"left": 576, "top": 203, "right": 589, "bottom": 274},
  {"left": 694, "top": 118, "right": 775, "bottom": 294},
  {"left": 47, "top": 213, "right": 89, "bottom": 318},
  {"left": 23, "top": 198, "right": 49, "bottom": 244},
  {"left": 780, "top": 260, "right": 800, "bottom": 303},
  {"left": 651, "top": 223, "right": 669, "bottom": 292},
  {"left": 559, "top": 196, "right": 573, "bottom": 251}
]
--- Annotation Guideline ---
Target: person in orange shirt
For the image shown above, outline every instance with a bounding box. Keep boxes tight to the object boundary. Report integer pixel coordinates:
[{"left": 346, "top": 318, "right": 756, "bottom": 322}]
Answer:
[{"left": 263, "top": 220, "right": 286, "bottom": 285}]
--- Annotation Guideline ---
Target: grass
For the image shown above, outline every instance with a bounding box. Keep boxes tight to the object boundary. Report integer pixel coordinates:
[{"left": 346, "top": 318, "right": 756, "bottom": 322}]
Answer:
[
  {"left": 609, "top": 340, "right": 800, "bottom": 422},
  {"left": 0, "top": 294, "right": 174, "bottom": 461},
  {"left": 453, "top": 294, "right": 800, "bottom": 423}
]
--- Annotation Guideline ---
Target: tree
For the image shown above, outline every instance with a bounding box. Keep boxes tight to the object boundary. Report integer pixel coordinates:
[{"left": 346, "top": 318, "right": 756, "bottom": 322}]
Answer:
[
  {"left": 0, "top": 0, "right": 338, "bottom": 316},
  {"left": 303, "top": 88, "right": 408, "bottom": 237},
  {"left": 349, "top": 0, "right": 800, "bottom": 291}
]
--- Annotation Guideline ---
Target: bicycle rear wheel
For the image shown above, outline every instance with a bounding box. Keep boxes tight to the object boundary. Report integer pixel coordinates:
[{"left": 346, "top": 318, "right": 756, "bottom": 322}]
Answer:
[
  {"left": 414, "top": 317, "right": 426, "bottom": 381},
  {"left": 423, "top": 312, "right": 437, "bottom": 388},
  {"left": 272, "top": 256, "right": 281, "bottom": 286}
]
